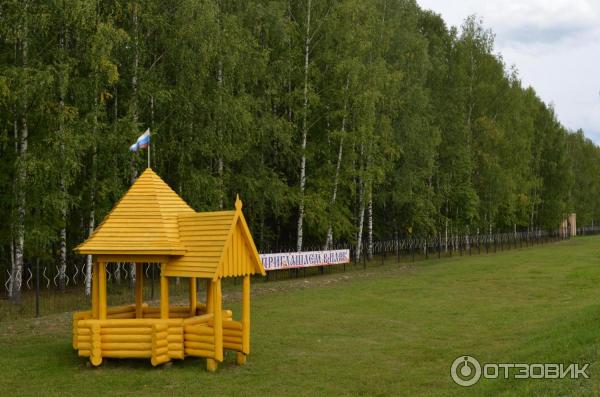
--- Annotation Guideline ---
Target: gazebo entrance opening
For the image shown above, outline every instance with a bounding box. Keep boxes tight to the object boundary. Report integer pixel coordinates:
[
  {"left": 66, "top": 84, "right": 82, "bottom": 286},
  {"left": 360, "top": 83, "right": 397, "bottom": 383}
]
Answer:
[{"left": 90, "top": 261, "right": 208, "bottom": 321}]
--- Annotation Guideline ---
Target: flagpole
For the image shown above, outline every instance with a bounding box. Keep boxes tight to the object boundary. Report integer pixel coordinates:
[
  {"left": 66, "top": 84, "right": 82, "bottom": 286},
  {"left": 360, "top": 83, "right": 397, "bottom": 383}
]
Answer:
[{"left": 147, "top": 130, "right": 151, "bottom": 169}]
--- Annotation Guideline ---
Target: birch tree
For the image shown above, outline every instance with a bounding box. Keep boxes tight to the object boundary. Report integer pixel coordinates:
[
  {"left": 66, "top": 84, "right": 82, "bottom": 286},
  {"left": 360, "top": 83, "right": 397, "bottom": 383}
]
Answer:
[
  {"left": 0, "top": 0, "right": 596, "bottom": 281},
  {"left": 10, "top": 1, "right": 31, "bottom": 303}
]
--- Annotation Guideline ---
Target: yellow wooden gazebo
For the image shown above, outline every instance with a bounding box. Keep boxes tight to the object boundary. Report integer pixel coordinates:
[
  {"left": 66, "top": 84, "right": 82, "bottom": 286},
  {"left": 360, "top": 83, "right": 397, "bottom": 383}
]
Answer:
[{"left": 72, "top": 168, "right": 265, "bottom": 371}]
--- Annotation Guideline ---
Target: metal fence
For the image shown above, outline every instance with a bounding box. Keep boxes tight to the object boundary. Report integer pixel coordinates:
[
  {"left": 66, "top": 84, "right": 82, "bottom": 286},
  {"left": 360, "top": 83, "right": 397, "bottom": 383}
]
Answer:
[
  {"left": 2, "top": 226, "right": 600, "bottom": 318},
  {"left": 261, "top": 226, "right": 600, "bottom": 280}
]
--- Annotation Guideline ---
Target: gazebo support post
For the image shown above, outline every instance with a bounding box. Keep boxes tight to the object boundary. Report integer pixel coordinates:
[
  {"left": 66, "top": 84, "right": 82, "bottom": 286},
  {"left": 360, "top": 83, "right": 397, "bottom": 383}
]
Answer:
[
  {"left": 206, "top": 279, "right": 214, "bottom": 312},
  {"left": 189, "top": 278, "right": 197, "bottom": 316},
  {"left": 206, "top": 358, "right": 217, "bottom": 372},
  {"left": 207, "top": 279, "right": 222, "bottom": 372},
  {"left": 135, "top": 263, "right": 143, "bottom": 318},
  {"left": 99, "top": 262, "right": 107, "bottom": 320},
  {"left": 214, "top": 279, "right": 223, "bottom": 361},
  {"left": 92, "top": 260, "right": 99, "bottom": 319},
  {"left": 237, "top": 275, "right": 250, "bottom": 365},
  {"left": 160, "top": 263, "right": 169, "bottom": 319}
]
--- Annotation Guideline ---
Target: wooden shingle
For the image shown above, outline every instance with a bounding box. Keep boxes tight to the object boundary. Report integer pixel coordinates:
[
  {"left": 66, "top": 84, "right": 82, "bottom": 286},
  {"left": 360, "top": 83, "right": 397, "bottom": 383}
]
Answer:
[{"left": 75, "top": 168, "right": 194, "bottom": 255}]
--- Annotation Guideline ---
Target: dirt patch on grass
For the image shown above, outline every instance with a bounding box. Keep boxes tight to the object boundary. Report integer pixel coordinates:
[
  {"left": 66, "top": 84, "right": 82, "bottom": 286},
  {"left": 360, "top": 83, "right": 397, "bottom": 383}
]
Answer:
[{"left": 0, "top": 311, "right": 72, "bottom": 338}]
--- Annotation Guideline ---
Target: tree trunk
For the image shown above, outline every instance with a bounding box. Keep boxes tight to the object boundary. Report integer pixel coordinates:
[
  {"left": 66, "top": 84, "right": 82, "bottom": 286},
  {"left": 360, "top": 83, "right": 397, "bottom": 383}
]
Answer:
[
  {"left": 85, "top": 209, "right": 94, "bottom": 295},
  {"left": 58, "top": 27, "right": 68, "bottom": 292},
  {"left": 325, "top": 76, "right": 349, "bottom": 249},
  {"left": 130, "top": 0, "right": 139, "bottom": 184},
  {"left": 13, "top": 103, "right": 18, "bottom": 153},
  {"left": 9, "top": 238, "right": 15, "bottom": 297},
  {"left": 85, "top": 75, "right": 99, "bottom": 296},
  {"left": 467, "top": 40, "right": 475, "bottom": 130},
  {"left": 355, "top": 177, "right": 366, "bottom": 262},
  {"left": 466, "top": 225, "right": 470, "bottom": 250},
  {"left": 59, "top": 179, "right": 67, "bottom": 291},
  {"left": 150, "top": 95, "right": 154, "bottom": 167},
  {"left": 217, "top": 60, "right": 225, "bottom": 209},
  {"left": 444, "top": 200, "right": 448, "bottom": 252},
  {"left": 367, "top": 196, "right": 373, "bottom": 261},
  {"left": 12, "top": 115, "right": 28, "bottom": 304},
  {"left": 216, "top": 3, "right": 224, "bottom": 209},
  {"left": 9, "top": 93, "right": 17, "bottom": 298},
  {"left": 129, "top": 1, "right": 140, "bottom": 288},
  {"left": 11, "top": 25, "right": 29, "bottom": 304},
  {"left": 296, "top": 0, "right": 311, "bottom": 252},
  {"left": 324, "top": 136, "right": 343, "bottom": 249},
  {"left": 131, "top": 2, "right": 139, "bottom": 125},
  {"left": 529, "top": 189, "right": 536, "bottom": 231}
]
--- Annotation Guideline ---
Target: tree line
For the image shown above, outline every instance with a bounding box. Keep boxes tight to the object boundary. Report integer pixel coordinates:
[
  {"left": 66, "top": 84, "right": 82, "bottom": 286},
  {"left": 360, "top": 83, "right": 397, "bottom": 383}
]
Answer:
[{"left": 1, "top": 0, "right": 599, "bottom": 301}]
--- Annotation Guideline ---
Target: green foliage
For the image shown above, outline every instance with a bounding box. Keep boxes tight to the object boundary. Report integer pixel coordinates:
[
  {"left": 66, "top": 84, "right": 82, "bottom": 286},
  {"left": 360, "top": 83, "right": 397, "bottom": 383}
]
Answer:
[{"left": 0, "top": 0, "right": 595, "bottom": 269}]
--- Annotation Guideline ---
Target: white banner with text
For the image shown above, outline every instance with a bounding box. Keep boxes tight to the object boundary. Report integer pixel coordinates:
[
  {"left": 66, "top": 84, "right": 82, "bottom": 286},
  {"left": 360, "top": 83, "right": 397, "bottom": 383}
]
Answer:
[{"left": 260, "top": 249, "right": 350, "bottom": 271}]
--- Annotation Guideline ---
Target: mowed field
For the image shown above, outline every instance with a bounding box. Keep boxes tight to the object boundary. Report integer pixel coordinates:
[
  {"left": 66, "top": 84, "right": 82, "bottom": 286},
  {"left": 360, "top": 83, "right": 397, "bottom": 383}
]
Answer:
[{"left": 2, "top": 237, "right": 600, "bottom": 396}]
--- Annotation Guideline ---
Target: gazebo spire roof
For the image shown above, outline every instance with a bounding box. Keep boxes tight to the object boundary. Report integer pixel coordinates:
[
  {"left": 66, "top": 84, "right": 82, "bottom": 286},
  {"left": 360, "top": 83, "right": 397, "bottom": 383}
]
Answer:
[{"left": 75, "top": 168, "right": 194, "bottom": 256}]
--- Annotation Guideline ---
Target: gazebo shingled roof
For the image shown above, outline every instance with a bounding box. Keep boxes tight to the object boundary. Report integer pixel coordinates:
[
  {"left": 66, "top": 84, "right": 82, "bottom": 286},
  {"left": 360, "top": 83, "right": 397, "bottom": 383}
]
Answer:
[
  {"left": 75, "top": 168, "right": 194, "bottom": 255},
  {"left": 75, "top": 167, "right": 265, "bottom": 280},
  {"left": 167, "top": 206, "right": 265, "bottom": 280}
]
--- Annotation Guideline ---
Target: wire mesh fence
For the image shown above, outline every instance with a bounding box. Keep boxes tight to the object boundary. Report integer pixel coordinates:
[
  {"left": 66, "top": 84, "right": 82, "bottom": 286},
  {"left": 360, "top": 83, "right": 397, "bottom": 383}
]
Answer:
[{"left": 2, "top": 226, "right": 599, "bottom": 319}]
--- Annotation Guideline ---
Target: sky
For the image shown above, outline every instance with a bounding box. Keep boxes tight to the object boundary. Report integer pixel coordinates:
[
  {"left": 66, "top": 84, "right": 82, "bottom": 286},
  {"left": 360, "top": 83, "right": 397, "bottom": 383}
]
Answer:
[{"left": 417, "top": 0, "right": 600, "bottom": 144}]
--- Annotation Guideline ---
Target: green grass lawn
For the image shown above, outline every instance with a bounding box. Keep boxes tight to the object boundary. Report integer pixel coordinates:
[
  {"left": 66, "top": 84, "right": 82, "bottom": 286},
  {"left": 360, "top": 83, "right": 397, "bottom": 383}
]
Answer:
[{"left": 2, "top": 236, "right": 600, "bottom": 396}]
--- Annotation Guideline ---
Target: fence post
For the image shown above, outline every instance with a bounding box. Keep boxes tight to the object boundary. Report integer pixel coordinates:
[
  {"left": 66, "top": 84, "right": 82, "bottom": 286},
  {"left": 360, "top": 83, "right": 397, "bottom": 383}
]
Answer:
[
  {"left": 363, "top": 245, "right": 366, "bottom": 270},
  {"left": 36, "top": 258, "right": 40, "bottom": 318},
  {"left": 520, "top": 233, "right": 523, "bottom": 248},
  {"left": 469, "top": 236, "right": 472, "bottom": 256}
]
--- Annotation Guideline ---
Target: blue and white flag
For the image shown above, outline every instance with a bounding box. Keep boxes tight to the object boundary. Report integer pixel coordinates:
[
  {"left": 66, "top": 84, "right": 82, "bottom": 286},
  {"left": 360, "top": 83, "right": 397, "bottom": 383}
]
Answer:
[{"left": 129, "top": 129, "right": 150, "bottom": 152}]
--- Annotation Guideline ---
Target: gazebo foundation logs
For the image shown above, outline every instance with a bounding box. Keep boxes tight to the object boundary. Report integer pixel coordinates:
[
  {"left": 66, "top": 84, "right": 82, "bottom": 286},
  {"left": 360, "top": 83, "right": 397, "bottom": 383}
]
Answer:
[{"left": 73, "top": 309, "right": 241, "bottom": 368}]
